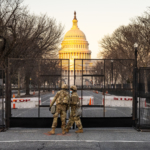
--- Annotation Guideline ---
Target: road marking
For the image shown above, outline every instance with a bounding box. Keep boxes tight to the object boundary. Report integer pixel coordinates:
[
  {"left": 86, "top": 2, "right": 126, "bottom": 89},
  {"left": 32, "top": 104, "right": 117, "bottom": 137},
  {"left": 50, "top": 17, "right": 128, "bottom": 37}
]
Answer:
[
  {"left": 0, "top": 140, "right": 149, "bottom": 143},
  {"left": 14, "top": 108, "right": 34, "bottom": 117},
  {"left": 115, "top": 108, "right": 130, "bottom": 117},
  {"left": 41, "top": 95, "right": 52, "bottom": 103},
  {"left": 83, "top": 108, "right": 116, "bottom": 110}
]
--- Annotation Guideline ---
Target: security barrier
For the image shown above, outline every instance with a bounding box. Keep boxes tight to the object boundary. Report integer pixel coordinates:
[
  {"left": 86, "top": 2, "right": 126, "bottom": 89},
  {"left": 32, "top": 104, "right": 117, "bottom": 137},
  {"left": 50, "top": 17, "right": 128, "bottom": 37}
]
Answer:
[
  {"left": 137, "top": 68, "right": 150, "bottom": 130},
  {"left": 0, "top": 97, "right": 41, "bottom": 109},
  {"left": 6, "top": 58, "right": 135, "bottom": 128},
  {"left": 11, "top": 97, "right": 41, "bottom": 108},
  {"left": 50, "top": 96, "right": 94, "bottom": 105},
  {"left": 102, "top": 95, "right": 146, "bottom": 108}
]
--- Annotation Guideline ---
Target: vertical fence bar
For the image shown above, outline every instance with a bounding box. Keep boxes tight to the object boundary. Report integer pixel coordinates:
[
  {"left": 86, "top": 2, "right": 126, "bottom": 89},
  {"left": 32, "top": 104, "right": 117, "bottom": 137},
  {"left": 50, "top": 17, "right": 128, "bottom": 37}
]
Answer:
[
  {"left": 5, "top": 58, "right": 11, "bottom": 129},
  {"left": 38, "top": 60, "right": 40, "bottom": 118},
  {"left": 38, "top": 89, "right": 40, "bottom": 118},
  {"left": 81, "top": 59, "right": 83, "bottom": 117},
  {"left": 2, "top": 70, "right": 4, "bottom": 127},
  {"left": 68, "top": 59, "right": 70, "bottom": 91},
  {"left": 103, "top": 60, "right": 105, "bottom": 117},
  {"left": 74, "top": 59, "right": 75, "bottom": 85},
  {"left": 60, "top": 60, "right": 62, "bottom": 89},
  {"left": 139, "top": 68, "right": 140, "bottom": 129},
  {"left": 1, "top": 69, "right": 4, "bottom": 128}
]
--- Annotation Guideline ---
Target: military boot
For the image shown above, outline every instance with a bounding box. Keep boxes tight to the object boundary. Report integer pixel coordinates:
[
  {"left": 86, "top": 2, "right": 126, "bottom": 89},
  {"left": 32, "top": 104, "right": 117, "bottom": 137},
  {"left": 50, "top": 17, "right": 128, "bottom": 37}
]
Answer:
[
  {"left": 65, "top": 128, "right": 70, "bottom": 133},
  {"left": 75, "top": 129, "right": 83, "bottom": 133},
  {"left": 62, "top": 129, "right": 66, "bottom": 135},
  {"left": 48, "top": 128, "right": 55, "bottom": 135}
]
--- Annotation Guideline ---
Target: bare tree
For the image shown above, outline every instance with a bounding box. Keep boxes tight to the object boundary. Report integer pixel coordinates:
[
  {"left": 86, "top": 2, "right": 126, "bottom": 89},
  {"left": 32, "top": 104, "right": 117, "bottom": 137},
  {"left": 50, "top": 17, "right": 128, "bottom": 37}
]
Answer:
[{"left": 0, "top": 0, "right": 64, "bottom": 95}]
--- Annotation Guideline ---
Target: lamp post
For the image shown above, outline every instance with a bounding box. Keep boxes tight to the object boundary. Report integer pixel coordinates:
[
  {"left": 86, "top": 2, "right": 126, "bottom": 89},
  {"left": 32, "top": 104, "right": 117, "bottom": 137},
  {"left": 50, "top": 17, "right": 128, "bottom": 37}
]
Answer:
[
  {"left": 0, "top": 36, "right": 6, "bottom": 53},
  {"left": 133, "top": 42, "right": 138, "bottom": 122},
  {"left": 134, "top": 43, "right": 138, "bottom": 68},
  {"left": 30, "top": 78, "right": 32, "bottom": 90},
  {"left": 111, "top": 60, "right": 114, "bottom": 88}
]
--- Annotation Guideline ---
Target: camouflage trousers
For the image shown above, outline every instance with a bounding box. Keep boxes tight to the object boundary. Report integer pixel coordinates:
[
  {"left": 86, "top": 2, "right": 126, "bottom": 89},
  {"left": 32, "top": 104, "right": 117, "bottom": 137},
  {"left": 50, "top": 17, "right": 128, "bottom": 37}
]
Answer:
[
  {"left": 51, "top": 104, "right": 66, "bottom": 130},
  {"left": 66, "top": 110, "right": 83, "bottom": 130}
]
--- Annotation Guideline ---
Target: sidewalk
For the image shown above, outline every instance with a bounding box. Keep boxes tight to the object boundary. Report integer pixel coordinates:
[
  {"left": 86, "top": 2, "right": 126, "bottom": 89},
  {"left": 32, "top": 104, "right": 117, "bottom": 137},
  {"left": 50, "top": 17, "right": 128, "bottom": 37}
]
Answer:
[{"left": 0, "top": 127, "right": 150, "bottom": 150}]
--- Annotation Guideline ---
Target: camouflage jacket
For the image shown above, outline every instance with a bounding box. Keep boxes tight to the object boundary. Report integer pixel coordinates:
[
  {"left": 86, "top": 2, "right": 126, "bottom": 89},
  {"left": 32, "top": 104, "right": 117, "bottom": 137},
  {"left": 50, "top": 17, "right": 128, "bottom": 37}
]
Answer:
[
  {"left": 50, "top": 90, "right": 70, "bottom": 108},
  {"left": 70, "top": 92, "right": 80, "bottom": 110}
]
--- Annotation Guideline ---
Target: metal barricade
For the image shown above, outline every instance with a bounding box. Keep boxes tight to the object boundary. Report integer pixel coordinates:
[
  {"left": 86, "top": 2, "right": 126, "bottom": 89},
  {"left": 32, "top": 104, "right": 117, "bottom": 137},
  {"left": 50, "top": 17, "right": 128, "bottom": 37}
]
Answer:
[{"left": 137, "top": 68, "right": 150, "bottom": 130}]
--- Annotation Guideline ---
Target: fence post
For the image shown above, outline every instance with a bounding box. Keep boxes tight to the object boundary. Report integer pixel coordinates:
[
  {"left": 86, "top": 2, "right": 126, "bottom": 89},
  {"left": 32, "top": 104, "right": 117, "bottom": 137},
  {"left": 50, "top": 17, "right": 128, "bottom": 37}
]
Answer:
[
  {"left": 133, "top": 43, "right": 138, "bottom": 127},
  {"left": 5, "top": 58, "right": 11, "bottom": 129}
]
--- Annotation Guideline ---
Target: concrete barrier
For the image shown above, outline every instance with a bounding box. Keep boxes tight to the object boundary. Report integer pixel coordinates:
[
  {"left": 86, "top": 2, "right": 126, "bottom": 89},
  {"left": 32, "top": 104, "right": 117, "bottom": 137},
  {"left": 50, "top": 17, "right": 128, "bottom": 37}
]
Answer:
[
  {"left": 11, "top": 97, "right": 41, "bottom": 108},
  {"left": 102, "top": 95, "right": 146, "bottom": 108},
  {"left": 0, "top": 97, "right": 41, "bottom": 109},
  {"left": 50, "top": 96, "right": 94, "bottom": 105}
]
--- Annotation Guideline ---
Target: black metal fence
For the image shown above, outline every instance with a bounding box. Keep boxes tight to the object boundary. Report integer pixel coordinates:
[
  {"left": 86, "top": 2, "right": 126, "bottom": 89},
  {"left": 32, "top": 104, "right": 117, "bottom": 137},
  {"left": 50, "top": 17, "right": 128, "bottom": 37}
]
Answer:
[
  {"left": 137, "top": 68, "right": 150, "bottom": 129},
  {"left": 0, "top": 68, "right": 5, "bottom": 130},
  {"left": 74, "top": 59, "right": 134, "bottom": 127},
  {"left": 8, "top": 58, "right": 70, "bottom": 127},
  {"left": 5, "top": 58, "right": 137, "bottom": 128}
]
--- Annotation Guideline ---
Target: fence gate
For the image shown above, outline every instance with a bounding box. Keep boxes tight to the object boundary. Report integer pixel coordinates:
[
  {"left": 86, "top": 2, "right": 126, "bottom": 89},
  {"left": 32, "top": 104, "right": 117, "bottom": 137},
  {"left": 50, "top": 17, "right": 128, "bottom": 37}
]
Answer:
[
  {"left": 137, "top": 68, "right": 150, "bottom": 130},
  {"left": 8, "top": 58, "right": 70, "bottom": 128},
  {"left": 4, "top": 58, "right": 138, "bottom": 128},
  {"left": 74, "top": 59, "right": 135, "bottom": 127}
]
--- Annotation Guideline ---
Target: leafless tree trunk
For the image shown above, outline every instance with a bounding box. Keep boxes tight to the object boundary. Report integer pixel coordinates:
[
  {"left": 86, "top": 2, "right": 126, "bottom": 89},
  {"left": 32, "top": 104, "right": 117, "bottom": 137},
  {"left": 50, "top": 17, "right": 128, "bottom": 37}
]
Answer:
[{"left": 144, "top": 70, "right": 148, "bottom": 93}]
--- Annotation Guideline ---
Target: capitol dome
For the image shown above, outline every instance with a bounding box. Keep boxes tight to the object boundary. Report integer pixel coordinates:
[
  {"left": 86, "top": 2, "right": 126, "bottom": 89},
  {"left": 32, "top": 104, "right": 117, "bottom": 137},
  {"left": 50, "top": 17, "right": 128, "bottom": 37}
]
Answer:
[
  {"left": 59, "top": 11, "right": 91, "bottom": 58},
  {"left": 64, "top": 22, "right": 86, "bottom": 40}
]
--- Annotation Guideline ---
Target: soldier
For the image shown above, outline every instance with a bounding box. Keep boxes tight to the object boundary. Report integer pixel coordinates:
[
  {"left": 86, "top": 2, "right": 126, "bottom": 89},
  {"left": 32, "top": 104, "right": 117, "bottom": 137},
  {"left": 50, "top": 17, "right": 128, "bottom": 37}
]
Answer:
[
  {"left": 66, "top": 85, "right": 83, "bottom": 133},
  {"left": 49, "top": 84, "right": 70, "bottom": 135}
]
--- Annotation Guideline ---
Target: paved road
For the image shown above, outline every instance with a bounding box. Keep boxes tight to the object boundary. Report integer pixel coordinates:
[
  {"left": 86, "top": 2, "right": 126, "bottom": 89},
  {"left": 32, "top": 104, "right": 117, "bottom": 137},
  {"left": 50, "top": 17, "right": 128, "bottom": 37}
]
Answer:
[
  {"left": 11, "top": 90, "right": 132, "bottom": 118},
  {"left": 0, "top": 128, "right": 150, "bottom": 150}
]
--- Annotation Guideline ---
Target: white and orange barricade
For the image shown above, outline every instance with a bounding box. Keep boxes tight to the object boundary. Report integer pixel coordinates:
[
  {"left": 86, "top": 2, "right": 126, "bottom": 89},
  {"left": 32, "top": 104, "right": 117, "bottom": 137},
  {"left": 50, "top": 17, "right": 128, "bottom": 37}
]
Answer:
[
  {"left": 102, "top": 95, "right": 147, "bottom": 108},
  {"left": 50, "top": 96, "right": 94, "bottom": 106},
  {"left": 10, "top": 97, "right": 41, "bottom": 108}
]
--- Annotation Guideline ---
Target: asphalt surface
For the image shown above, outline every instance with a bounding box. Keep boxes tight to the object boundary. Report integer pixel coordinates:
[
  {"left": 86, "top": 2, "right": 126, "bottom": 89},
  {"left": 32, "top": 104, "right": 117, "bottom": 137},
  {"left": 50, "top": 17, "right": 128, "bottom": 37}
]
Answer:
[
  {"left": 0, "top": 128, "right": 150, "bottom": 150},
  {"left": 10, "top": 90, "right": 132, "bottom": 118}
]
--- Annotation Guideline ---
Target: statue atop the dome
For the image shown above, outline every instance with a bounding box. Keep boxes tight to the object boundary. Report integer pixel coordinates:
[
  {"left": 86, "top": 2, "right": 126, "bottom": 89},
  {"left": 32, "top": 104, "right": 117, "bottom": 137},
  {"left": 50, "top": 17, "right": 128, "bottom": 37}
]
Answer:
[{"left": 74, "top": 11, "right": 77, "bottom": 20}]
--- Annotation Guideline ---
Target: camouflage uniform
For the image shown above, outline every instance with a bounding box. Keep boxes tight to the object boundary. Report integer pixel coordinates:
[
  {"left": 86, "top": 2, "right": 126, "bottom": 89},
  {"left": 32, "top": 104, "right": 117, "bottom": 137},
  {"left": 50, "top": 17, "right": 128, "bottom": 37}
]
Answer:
[
  {"left": 50, "top": 84, "right": 70, "bottom": 134},
  {"left": 66, "top": 86, "right": 83, "bottom": 130}
]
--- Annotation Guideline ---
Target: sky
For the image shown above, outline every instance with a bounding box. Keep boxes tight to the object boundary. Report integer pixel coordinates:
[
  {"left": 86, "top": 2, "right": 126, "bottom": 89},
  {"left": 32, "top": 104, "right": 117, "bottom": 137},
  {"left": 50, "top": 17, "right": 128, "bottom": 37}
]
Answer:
[{"left": 23, "top": 0, "right": 150, "bottom": 58}]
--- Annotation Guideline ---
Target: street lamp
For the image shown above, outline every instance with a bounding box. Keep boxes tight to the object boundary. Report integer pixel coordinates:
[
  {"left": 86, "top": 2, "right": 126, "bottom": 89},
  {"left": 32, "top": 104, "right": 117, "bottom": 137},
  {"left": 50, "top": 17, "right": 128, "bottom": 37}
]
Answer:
[
  {"left": 0, "top": 36, "right": 6, "bottom": 53},
  {"left": 134, "top": 43, "right": 138, "bottom": 68},
  {"left": 133, "top": 42, "right": 138, "bottom": 121},
  {"left": 111, "top": 60, "right": 114, "bottom": 88},
  {"left": 101, "top": 62, "right": 103, "bottom": 71},
  {"left": 30, "top": 78, "right": 32, "bottom": 89}
]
